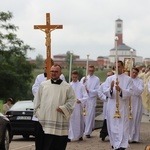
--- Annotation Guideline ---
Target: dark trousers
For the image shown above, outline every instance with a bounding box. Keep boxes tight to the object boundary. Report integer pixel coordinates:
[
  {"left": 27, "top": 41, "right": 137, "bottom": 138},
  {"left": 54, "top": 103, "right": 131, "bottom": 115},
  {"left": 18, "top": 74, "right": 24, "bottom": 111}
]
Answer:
[
  {"left": 34, "top": 121, "right": 44, "bottom": 150},
  {"left": 43, "top": 134, "right": 68, "bottom": 150},
  {"left": 100, "top": 119, "right": 108, "bottom": 138}
]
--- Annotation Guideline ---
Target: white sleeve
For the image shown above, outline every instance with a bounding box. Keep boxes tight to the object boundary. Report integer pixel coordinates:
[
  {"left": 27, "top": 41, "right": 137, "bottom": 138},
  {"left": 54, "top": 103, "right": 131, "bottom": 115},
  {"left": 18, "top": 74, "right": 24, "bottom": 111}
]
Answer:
[
  {"left": 132, "top": 80, "right": 144, "bottom": 96},
  {"left": 32, "top": 76, "right": 41, "bottom": 97},
  {"left": 79, "top": 85, "right": 88, "bottom": 105},
  {"left": 103, "top": 77, "right": 112, "bottom": 98},
  {"left": 80, "top": 77, "right": 86, "bottom": 85},
  {"left": 89, "top": 78, "right": 100, "bottom": 97},
  {"left": 60, "top": 74, "right": 66, "bottom": 81},
  {"left": 98, "top": 84, "right": 107, "bottom": 102},
  {"left": 121, "top": 78, "right": 133, "bottom": 100},
  {"left": 148, "top": 81, "right": 150, "bottom": 92},
  {"left": 33, "top": 84, "right": 43, "bottom": 118}
]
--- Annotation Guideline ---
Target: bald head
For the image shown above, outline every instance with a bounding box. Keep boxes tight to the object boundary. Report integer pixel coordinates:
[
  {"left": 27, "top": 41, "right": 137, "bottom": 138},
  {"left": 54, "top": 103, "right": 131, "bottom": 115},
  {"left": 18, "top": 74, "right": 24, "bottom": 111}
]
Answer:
[{"left": 50, "top": 64, "right": 62, "bottom": 80}]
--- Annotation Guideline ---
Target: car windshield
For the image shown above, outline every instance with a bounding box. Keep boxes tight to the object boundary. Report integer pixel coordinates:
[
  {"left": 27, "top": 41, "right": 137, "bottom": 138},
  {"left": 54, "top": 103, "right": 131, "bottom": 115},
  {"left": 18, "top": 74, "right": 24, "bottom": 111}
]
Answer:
[{"left": 10, "top": 101, "right": 34, "bottom": 111}]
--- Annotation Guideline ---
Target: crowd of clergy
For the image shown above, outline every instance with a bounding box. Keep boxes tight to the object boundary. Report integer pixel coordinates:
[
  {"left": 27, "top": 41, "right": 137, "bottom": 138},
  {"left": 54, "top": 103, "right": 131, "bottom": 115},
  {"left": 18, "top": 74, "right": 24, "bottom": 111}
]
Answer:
[{"left": 32, "top": 60, "right": 150, "bottom": 150}]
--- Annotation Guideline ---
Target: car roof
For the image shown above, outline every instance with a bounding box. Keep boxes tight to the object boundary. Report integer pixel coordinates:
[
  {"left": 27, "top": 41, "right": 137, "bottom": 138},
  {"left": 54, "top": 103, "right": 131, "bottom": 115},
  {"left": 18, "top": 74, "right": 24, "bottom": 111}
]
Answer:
[{"left": 9, "top": 100, "right": 34, "bottom": 111}]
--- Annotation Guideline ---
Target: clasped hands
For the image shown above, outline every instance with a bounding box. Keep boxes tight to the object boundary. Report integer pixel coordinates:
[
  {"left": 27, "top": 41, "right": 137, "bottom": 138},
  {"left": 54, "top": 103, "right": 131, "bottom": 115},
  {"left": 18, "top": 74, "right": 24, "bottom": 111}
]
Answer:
[{"left": 111, "top": 81, "right": 121, "bottom": 92}]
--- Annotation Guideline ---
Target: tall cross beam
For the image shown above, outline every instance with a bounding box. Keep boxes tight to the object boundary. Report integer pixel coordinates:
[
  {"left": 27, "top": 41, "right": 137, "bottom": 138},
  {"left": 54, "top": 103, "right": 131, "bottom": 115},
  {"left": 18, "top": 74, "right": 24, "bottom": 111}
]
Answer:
[{"left": 34, "top": 13, "right": 63, "bottom": 79}]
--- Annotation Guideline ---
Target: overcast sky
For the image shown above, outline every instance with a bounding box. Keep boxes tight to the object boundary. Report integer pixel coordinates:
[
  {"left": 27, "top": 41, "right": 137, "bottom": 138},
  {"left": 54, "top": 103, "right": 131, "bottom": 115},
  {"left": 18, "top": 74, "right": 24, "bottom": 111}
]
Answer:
[{"left": 1, "top": 0, "right": 150, "bottom": 60}]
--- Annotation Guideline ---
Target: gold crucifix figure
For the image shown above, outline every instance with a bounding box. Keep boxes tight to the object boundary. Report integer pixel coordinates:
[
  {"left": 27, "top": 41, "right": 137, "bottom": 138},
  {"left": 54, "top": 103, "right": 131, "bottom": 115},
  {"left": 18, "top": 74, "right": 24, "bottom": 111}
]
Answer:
[{"left": 34, "top": 13, "right": 63, "bottom": 79}]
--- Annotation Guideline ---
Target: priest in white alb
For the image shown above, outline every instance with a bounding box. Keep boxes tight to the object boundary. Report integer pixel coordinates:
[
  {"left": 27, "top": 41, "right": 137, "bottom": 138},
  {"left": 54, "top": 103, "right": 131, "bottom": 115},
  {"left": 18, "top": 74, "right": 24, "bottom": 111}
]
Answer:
[
  {"left": 129, "top": 68, "right": 144, "bottom": 143},
  {"left": 68, "top": 70, "right": 88, "bottom": 141},
  {"left": 80, "top": 65, "right": 100, "bottom": 138},
  {"left": 103, "top": 61, "right": 133, "bottom": 150}
]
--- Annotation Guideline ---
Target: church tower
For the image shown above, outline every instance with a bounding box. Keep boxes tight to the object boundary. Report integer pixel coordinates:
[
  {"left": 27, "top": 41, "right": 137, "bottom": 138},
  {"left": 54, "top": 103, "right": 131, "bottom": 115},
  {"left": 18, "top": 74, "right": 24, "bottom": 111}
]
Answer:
[{"left": 115, "top": 19, "right": 123, "bottom": 45}]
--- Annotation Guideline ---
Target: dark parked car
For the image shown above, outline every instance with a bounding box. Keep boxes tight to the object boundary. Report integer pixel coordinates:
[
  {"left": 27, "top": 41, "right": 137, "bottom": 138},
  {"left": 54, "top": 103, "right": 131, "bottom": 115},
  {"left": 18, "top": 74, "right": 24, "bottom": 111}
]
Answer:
[
  {"left": 6, "top": 100, "right": 35, "bottom": 138},
  {"left": 0, "top": 113, "right": 12, "bottom": 150}
]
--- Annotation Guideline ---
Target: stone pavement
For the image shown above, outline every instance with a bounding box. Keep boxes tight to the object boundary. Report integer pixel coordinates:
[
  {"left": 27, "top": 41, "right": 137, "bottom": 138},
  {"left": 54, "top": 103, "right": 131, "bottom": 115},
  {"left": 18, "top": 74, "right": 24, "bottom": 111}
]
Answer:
[
  {"left": 10, "top": 114, "right": 150, "bottom": 150},
  {"left": 66, "top": 114, "right": 150, "bottom": 150}
]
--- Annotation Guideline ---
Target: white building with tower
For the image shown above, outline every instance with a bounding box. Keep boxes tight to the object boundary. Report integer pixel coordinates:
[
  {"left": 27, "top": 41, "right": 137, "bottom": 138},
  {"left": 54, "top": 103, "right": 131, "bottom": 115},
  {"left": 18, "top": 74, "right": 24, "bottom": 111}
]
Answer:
[{"left": 109, "top": 19, "right": 143, "bottom": 65}]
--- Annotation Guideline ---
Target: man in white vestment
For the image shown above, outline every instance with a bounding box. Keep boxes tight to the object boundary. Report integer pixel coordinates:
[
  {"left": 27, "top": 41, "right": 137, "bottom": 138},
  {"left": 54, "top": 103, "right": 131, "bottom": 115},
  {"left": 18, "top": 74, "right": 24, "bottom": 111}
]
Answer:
[
  {"left": 68, "top": 70, "right": 88, "bottom": 141},
  {"left": 129, "top": 68, "right": 144, "bottom": 143},
  {"left": 142, "top": 69, "right": 150, "bottom": 116},
  {"left": 138, "top": 67, "right": 145, "bottom": 80},
  {"left": 145, "top": 70, "right": 150, "bottom": 116},
  {"left": 32, "top": 60, "right": 66, "bottom": 150},
  {"left": 32, "top": 59, "right": 53, "bottom": 150},
  {"left": 33, "top": 64, "right": 75, "bottom": 150},
  {"left": 98, "top": 71, "right": 114, "bottom": 141},
  {"left": 103, "top": 61, "right": 133, "bottom": 150},
  {"left": 80, "top": 65, "right": 100, "bottom": 138}
]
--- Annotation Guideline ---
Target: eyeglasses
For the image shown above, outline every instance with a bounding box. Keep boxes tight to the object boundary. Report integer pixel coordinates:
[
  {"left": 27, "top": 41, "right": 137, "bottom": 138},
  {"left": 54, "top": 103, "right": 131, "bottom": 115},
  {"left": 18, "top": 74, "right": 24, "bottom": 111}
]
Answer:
[{"left": 50, "top": 71, "right": 59, "bottom": 73}]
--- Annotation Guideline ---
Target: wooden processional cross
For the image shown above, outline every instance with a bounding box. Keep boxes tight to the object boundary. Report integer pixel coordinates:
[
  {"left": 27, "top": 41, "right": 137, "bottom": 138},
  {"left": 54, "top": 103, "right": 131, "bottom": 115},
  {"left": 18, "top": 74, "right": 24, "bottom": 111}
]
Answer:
[{"left": 34, "top": 13, "right": 63, "bottom": 79}]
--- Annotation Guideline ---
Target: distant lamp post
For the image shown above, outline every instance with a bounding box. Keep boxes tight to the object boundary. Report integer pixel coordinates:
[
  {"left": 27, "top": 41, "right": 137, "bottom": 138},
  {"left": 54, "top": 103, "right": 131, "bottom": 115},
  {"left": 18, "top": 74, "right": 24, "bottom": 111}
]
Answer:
[
  {"left": 69, "top": 51, "right": 73, "bottom": 83},
  {"left": 115, "top": 36, "right": 119, "bottom": 77},
  {"left": 130, "top": 49, "right": 133, "bottom": 77},
  {"left": 86, "top": 54, "right": 90, "bottom": 77}
]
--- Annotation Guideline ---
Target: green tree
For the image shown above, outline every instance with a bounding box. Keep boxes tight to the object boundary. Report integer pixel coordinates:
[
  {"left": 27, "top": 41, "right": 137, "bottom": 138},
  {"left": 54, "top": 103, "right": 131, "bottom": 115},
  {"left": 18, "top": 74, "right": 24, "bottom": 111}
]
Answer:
[
  {"left": 35, "top": 54, "right": 44, "bottom": 69},
  {"left": 64, "top": 51, "right": 85, "bottom": 82},
  {"left": 65, "top": 51, "right": 75, "bottom": 69},
  {"left": 0, "top": 11, "right": 34, "bottom": 101}
]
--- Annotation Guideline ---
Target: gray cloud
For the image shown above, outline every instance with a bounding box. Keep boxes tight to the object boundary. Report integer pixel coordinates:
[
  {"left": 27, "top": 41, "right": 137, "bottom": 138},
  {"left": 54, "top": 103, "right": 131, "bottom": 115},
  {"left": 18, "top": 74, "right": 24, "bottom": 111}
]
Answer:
[{"left": 1, "top": 0, "right": 150, "bottom": 60}]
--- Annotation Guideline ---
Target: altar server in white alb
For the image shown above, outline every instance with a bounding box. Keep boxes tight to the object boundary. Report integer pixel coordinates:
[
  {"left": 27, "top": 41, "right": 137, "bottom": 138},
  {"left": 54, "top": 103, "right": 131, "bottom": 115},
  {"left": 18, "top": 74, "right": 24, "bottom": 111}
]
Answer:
[
  {"left": 98, "top": 71, "right": 114, "bottom": 141},
  {"left": 34, "top": 64, "right": 76, "bottom": 150},
  {"left": 80, "top": 65, "right": 100, "bottom": 138},
  {"left": 129, "top": 67, "right": 144, "bottom": 143},
  {"left": 103, "top": 61, "right": 133, "bottom": 150},
  {"left": 32, "top": 60, "right": 48, "bottom": 97},
  {"left": 68, "top": 70, "right": 88, "bottom": 141}
]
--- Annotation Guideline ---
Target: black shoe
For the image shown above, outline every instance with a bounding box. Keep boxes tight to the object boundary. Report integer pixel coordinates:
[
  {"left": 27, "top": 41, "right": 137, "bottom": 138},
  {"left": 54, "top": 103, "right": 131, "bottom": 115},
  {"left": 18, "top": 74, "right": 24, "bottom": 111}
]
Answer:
[
  {"left": 86, "top": 135, "right": 91, "bottom": 138},
  {"left": 131, "top": 141, "right": 138, "bottom": 143},
  {"left": 67, "top": 138, "right": 71, "bottom": 142},
  {"left": 79, "top": 137, "right": 83, "bottom": 141},
  {"left": 101, "top": 137, "right": 105, "bottom": 141},
  {"left": 119, "top": 148, "right": 126, "bottom": 150}
]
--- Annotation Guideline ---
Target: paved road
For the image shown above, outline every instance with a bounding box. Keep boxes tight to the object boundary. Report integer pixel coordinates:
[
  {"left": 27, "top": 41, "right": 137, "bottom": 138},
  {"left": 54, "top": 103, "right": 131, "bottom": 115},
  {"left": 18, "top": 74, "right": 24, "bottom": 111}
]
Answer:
[{"left": 10, "top": 115, "right": 150, "bottom": 150}]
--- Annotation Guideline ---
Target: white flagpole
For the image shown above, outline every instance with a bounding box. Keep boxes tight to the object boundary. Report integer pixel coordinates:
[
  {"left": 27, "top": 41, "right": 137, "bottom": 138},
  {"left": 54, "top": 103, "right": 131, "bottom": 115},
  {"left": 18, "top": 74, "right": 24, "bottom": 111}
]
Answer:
[
  {"left": 82, "top": 54, "right": 90, "bottom": 116},
  {"left": 69, "top": 51, "right": 73, "bottom": 83},
  {"left": 130, "top": 49, "right": 133, "bottom": 77},
  {"left": 86, "top": 54, "right": 90, "bottom": 77},
  {"left": 115, "top": 36, "right": 119, "bottom": 79}
]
